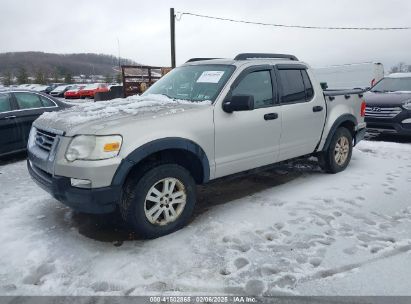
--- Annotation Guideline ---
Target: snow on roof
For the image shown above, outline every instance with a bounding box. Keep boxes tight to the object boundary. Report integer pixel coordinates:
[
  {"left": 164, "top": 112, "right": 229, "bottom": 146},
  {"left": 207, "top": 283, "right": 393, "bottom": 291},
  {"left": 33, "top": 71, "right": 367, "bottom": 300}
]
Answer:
[{"left": 387, "top": 73, "right": 411, "bottom": 78}]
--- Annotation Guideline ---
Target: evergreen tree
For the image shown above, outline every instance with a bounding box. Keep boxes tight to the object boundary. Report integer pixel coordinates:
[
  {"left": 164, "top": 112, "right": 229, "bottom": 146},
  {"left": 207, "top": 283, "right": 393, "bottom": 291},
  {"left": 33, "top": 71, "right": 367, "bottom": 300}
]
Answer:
[
  {"left": 104, "top": 74, "right": 113, "bottom": 83},
  {"left": 52, "top": 70, "right": 60, "bottom": 83},
  {"left": 35, "top": 70, "right": 47, "bottom": 84},
  {"left": 64, "top": 73, "right": 73, "bottom": 84},
  {"left": 17, "top": 67, "right": 28, "bottom": 84},
  {"left": 2, "top": 71, "right": 13, "bottom": 86},
  {"left": 116, "top": 72, "right": 122, "bottom": 84}
]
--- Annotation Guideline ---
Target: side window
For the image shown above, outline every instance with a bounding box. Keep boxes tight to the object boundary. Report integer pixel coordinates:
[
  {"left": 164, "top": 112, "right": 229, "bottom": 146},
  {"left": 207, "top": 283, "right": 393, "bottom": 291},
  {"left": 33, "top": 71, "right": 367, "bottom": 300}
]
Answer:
[
  {"left": 14, "top": 92, "right": 43, "bottom": 110},
  {"left": 278, "top": 69, "right": 306, "bottom": 103},
  {"left": 0, "top": 93, "right": 12, "bottom": 113},
  {"left": 40, "top": 96, "right": 56, "bottom": 107},
  {"left": 232, "top": 70, "right": 273, "bottom": 108},
  {"left": 301, "top": 70, "right": 314, "bottom": 101}
]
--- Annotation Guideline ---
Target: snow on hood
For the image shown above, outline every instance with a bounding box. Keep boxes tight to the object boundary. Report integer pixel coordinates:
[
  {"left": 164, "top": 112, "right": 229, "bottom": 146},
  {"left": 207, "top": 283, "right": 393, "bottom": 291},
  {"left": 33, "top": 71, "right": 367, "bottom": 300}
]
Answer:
[
  {"left": 364, "top": 90, "right": 411, "bottom": 106},
  {"left": 34, "top": 94, "right": 211, "bottom": 133}
]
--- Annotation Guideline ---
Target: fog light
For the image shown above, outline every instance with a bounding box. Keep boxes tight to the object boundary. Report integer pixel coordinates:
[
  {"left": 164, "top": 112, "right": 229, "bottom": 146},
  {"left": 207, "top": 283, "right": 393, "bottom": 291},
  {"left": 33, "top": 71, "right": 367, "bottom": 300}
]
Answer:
[
  {"left": 401, "top": 118, "right": 411, "bottom": 124},
  {"left": 70, "top": 178, "right": 91, "bottom": 188}
]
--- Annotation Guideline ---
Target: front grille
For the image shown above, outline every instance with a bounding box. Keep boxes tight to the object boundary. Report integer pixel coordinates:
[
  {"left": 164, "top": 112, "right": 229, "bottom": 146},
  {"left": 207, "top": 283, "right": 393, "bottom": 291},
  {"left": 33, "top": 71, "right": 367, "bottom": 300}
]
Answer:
[
  {"left": 35, "top": 129, "right": 57, "bottom": 152},
  {"left": 365, "top": 106, "right": 402, "bottom": 118}
]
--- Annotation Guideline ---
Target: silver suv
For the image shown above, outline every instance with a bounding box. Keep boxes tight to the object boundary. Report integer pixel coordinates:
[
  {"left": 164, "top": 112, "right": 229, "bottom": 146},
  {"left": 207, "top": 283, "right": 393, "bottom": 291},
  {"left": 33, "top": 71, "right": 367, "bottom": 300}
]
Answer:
[{"left": 27, "top": 53, "right": 367, "bottom": 238}]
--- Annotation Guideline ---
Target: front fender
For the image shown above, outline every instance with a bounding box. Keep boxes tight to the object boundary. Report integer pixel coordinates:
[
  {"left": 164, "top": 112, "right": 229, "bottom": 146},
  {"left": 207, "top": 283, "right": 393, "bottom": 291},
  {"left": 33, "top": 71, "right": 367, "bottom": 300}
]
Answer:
[{"left": 111, "top": 137, "right": 210, "bottom": 187}]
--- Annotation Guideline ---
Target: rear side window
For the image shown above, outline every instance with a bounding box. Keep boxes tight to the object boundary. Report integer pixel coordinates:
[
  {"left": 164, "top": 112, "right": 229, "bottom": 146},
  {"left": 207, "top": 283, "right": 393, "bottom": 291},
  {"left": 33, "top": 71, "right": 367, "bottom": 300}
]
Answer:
[
  {"left": 14, "top": 92, "right": 43, "bottom": 109},
  {"left": 0, "top": 93, "right": 12, "bottom": 112},
  {"left": 232, "top": 70, "right": 273, "bottom": 108},
  {"left": 278, "top": 69, "right": 314, "bottom": 103},
  {"left": 301, "top": 70, "right": 314, "bottom": 101},
  {"left": 278, "top": 70, "right": 306, "bottom": 103},
  {"left": 40, "top": 96, "right": 55, "bottom": 107}
]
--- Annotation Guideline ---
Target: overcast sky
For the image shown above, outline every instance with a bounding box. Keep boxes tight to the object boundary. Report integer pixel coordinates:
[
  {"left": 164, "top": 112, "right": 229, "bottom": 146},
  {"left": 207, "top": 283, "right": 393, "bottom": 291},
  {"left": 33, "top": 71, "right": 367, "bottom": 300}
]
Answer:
[{"left": 1, "top": 0, "right": 411, "bottom": 69}]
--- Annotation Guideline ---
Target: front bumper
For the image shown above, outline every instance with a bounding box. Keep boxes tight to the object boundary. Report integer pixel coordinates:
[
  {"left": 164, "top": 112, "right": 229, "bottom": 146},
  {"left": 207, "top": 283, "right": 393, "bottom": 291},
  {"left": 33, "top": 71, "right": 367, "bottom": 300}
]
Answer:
[
  {"left": 365, "top": 109, "right": 411, "bottom": 136},
  {"left": 365, "top": 121, "right": 411, "bottom": 136},
  {"left": 28, "top": 160, "right": 120, "bottom": 214},
  {"left": 80, "top": 91, "right": 94, "bottom": 97},
  {"left": 64, "top": 94, "right": 80, "bottom": 99}
]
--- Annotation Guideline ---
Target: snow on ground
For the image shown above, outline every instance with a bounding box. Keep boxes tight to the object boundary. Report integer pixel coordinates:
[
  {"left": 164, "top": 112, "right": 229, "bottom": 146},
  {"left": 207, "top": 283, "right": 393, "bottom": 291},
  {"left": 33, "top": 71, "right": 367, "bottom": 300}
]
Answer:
[{"left": 0, "top": 140, "right": 410, "bottom": 296}]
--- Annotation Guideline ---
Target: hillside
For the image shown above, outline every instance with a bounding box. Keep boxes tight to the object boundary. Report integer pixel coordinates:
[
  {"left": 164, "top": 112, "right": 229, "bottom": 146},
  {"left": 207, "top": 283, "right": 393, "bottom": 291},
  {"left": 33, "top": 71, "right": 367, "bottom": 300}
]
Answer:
[{"left": 0, "top": 52, "right": 138, "bottom": 77}]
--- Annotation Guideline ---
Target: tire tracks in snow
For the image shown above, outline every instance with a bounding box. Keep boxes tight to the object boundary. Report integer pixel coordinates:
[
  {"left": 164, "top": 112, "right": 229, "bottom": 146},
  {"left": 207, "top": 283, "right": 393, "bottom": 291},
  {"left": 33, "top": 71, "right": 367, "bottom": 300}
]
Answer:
[{"left": 297, "top": 243, "right": 411, "bottom": 284}]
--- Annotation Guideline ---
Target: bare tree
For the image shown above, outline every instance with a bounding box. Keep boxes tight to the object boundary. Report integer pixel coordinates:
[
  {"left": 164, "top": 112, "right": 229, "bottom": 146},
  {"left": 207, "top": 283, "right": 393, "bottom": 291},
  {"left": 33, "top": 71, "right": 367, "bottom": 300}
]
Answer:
[{"left": 390, "top": 62, "right": 410, "bottom": 74}]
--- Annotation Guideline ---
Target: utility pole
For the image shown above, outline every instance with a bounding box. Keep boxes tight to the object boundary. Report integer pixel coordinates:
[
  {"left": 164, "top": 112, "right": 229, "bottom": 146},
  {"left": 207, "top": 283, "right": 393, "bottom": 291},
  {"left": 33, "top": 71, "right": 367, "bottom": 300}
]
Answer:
[
  {"left": 117, "top": 37, "right": 121, "bottom": 71},
  {"left": 170, "top": 8, "right": 176, "bottom": 68}
]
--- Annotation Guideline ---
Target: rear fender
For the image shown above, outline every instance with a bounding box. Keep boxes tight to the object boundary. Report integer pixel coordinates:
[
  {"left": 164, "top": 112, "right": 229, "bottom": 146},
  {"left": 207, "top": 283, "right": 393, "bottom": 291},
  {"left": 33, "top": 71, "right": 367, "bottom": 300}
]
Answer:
[{"left": 321, "top": 114, "right": 357, "bottom": 151}]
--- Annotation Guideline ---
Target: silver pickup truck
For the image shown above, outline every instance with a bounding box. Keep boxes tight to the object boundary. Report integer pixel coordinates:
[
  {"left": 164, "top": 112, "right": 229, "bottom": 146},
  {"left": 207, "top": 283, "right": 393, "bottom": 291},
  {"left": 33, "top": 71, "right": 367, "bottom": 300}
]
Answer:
[{"left": 27, "top": 53, "right": 367, "bottom": 238}]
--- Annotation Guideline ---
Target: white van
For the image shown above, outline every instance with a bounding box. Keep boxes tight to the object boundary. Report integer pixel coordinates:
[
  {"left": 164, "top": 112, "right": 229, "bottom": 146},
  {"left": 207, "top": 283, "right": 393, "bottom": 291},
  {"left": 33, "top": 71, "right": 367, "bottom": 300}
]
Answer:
[{"left": 313, "top": 62, "right": 384, "bottom": 90}]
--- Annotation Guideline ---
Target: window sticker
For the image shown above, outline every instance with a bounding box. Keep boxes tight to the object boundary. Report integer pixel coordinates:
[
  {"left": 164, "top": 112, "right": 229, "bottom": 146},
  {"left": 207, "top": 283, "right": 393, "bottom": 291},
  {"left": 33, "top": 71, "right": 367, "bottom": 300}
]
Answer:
[{"left": 196, "top": 71, "right": 225, "bottom": 83}]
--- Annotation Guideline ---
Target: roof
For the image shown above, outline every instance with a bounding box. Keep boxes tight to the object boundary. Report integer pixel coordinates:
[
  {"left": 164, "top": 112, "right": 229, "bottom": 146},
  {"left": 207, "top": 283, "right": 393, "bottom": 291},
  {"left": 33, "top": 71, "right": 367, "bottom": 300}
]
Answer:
[
  {"left": 387, "top": 73, "right": 411, "bottom": 78},
  {"left": 182, "top": 58, "right": 308, "bottom": 68}
]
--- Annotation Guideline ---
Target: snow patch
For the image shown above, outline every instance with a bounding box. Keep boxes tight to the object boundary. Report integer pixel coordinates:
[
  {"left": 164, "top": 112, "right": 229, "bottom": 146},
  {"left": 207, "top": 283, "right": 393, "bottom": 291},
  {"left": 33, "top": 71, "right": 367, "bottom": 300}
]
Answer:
[{"left": 36, "top": 94, "right": 211, "bottom": 130}]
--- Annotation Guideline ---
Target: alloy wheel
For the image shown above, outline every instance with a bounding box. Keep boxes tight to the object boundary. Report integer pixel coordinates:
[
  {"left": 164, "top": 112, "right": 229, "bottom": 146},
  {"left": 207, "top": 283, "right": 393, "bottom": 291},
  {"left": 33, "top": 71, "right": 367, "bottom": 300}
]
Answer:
[{"left": 144, "top": 177, "right": 187, "bottom": 226}]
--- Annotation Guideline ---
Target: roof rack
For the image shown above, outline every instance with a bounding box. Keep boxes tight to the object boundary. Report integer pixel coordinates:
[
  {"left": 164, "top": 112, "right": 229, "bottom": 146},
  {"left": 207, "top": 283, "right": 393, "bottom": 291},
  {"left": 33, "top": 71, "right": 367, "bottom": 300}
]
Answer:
[
  {"left": 234, "top": 53, "right": 298, "bottom": 61},
  {"left": 186, "top": 58, "right": 221, "bottom": 63}
]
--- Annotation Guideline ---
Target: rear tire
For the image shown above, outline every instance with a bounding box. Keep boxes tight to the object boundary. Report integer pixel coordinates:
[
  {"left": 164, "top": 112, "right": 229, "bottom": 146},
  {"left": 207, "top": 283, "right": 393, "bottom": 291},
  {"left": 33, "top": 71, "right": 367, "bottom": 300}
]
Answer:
[
  {"left": 120, "top": 164, "right": 196, "bottom": 239},
  {"left": 319, "top": 127, "right": 353, "bottom": 174}
]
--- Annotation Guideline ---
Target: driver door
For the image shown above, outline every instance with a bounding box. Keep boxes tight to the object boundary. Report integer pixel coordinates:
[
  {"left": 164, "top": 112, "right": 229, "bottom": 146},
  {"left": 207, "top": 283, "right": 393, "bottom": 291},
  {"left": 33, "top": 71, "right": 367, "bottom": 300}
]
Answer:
[
  {"left": 214, "top": 66, "right": 282, "bottom": 178},
  {"left": 0, "top": 92, "right": 22, "bottom": 155}
]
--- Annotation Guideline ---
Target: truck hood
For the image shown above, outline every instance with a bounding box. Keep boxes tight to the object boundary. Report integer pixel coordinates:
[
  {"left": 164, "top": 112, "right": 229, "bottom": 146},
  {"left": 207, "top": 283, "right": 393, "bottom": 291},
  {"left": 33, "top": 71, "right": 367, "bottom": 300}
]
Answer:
[
  {"left": 34, "top": 94, "right": 212, "bottom": 136},
  {"left": 364, "top": 91, "right": 411, "bottom": 107}
]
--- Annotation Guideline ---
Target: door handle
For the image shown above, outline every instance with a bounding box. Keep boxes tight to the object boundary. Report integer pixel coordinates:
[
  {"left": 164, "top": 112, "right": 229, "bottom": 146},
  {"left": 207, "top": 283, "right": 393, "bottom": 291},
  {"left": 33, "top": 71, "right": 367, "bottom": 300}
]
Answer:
[
  {"left": 4, "top": 115, "right": 16, "bottom": 119},
  {"left": 264, "top": 113, "right": 278, "bottom": 120},
  {"left": 313, "top": 106, "right": 323, "bottom": 112}
]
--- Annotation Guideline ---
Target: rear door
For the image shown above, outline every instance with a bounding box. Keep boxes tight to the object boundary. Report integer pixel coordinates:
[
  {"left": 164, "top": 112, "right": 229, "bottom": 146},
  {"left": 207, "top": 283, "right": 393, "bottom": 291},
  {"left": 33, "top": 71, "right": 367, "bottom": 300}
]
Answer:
[
  {"left": 276, "top": 67, "right": 326, "bottom": 161},
  {"left": 0, "top": 92, "right": 22, "bottom": 155},
  {"left": 214, "top": 66, "right": 282, "bottom": 178},
  {"left": 12, "top": 92, "right": 58, "bottom": 146}
]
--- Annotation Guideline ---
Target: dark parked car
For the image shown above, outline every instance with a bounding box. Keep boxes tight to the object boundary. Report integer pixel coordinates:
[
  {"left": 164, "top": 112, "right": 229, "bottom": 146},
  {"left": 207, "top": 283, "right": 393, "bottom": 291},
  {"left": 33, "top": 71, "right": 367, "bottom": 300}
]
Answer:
[
  {"left": 0, "top": 90, "right": 70, "bottom": 157},
  {"left": 45, "top": 83, "right": 64, "bottom": 94},
  {"left": 364, "top": 73, "right": 411, "bottom": 136},
  {"left": 50, "top": 84, "right": 72, "bottom": 97}
]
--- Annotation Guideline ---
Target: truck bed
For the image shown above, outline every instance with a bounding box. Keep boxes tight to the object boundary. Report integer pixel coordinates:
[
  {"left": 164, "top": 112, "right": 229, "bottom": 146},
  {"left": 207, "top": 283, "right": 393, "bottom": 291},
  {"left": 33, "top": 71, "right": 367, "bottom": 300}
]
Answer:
[{"left": 323, "top": 88, "right": 366, "bottom": 97}]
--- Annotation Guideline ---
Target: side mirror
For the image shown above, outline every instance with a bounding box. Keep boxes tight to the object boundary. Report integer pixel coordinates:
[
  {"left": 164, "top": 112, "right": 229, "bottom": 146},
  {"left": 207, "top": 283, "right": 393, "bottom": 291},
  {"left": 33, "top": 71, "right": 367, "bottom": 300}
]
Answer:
[
  {"left": 320, "top": 82, "right": 328, "bottom": 90},
  {"left": 223, "top": 95, "right": 255, "bottom": 113}
]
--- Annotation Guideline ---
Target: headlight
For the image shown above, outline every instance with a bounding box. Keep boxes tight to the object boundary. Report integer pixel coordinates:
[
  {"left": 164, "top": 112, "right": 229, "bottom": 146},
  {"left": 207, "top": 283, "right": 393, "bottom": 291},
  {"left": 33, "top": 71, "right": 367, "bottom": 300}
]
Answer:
[
  {"left": 27, "top": 127, "right": 37, "bottom": 149},
  {"left": 65, "top": 135, "right": 122, "bottom": 162},
  {"left": 403, "top": 100, "right": 411, "bottom": 110}
]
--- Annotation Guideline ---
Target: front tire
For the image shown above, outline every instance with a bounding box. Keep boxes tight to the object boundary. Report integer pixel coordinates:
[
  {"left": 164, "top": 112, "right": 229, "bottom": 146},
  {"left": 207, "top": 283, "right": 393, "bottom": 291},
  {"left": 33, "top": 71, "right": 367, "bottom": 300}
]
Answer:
[
  {"left": 120, "top": 164, "right": 196, "bottom": 239},
  {"left": 319, "top": 127, "right": 353, "bottom": 174}
]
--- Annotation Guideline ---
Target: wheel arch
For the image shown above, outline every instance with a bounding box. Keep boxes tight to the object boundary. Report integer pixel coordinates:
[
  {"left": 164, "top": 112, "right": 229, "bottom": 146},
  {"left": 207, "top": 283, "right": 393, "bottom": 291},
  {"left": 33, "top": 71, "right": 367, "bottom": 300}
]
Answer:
[
  {"left": 322, "top": 114, "right": 357, "bottom": 151},
  {"left": 111, "top": 137, "right": 210, "bottom": 187}
]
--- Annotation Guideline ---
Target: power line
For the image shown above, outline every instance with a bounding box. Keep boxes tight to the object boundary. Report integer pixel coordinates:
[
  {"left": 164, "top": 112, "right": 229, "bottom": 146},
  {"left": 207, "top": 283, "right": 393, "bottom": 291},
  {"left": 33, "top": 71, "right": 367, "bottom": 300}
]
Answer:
[{"left": 176, "top": 11, "right": 411, "bottom": 31}]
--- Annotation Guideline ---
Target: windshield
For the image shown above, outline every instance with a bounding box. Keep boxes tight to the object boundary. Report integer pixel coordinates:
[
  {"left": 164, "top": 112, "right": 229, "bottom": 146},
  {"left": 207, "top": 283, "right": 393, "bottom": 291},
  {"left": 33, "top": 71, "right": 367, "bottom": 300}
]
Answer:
[
  {"left": 54, "top": 85, "right": 68, "bottom": 91},
  {"left": 142, "top": 64, "right": 235, "bottom": 102},
  {"left": 371, "top": 77, "right": 411, "bottom": 92},
  {"left": 84, "top": 84, "right": 100, "bottom": 89}
]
